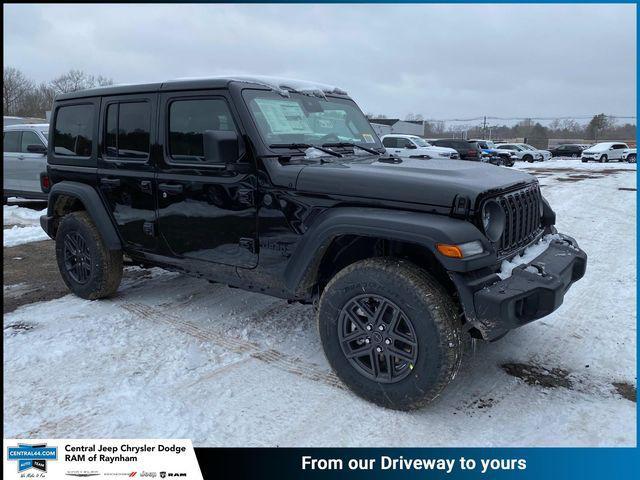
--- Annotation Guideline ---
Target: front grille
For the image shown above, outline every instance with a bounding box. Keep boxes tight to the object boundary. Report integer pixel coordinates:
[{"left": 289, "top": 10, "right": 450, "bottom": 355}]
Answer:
[{"left": 494, "top": 183, "right": 543, "bottom": 255}]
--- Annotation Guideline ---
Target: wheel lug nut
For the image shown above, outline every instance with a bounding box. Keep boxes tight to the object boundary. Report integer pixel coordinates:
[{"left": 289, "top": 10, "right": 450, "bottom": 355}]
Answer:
[
  {"left": 385, "top": 338, "right": 391, "bottom": 345},
  {"left": 378, "top": 325, "right": 385, "bottom": 331},
  {"left": 365, "top": 338, "right": 370, "bottom": 344},
  {"left": 366, "top": 325, "right": 372, "bottom": 331},
  {"left": 376, "top": 346, "right": 383, "bottom": 353}
]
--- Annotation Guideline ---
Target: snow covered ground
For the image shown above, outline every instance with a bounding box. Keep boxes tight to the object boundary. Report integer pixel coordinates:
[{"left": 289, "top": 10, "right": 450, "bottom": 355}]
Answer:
[
  {"left": 3, "top": 159, "right": 637, "bottom": 446},
  {"left": 3, "top": 203, "right": 48, "bottom": 247}
]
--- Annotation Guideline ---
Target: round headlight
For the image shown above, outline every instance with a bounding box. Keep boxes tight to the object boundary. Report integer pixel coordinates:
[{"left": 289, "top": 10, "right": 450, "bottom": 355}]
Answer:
[{"left": 481, "top": 200, "right": 506, "bottom": 242}]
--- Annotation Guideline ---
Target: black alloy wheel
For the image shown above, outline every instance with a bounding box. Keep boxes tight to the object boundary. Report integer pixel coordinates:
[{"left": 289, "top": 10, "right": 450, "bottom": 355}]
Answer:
[
  {"left": 63, "top": 231, "right": 93, "bottom": 284},
  {"left": 337, "top": 294, "right": 418, "bottom": 384}
]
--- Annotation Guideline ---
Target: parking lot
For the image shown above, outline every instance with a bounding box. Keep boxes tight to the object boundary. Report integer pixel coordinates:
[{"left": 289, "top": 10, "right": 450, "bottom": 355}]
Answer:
[{"left": 3, "top": 158, "right": 636, "bottom": 447}]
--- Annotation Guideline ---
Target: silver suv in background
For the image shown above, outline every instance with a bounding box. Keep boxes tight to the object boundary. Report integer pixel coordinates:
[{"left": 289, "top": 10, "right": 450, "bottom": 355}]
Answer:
[{"left": 3, "top": 123, "right": 50, "bottom": 200}]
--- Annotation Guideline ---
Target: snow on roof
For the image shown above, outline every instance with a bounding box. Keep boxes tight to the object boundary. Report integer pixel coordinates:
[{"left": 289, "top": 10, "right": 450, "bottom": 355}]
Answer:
[{"left": 172, "top": 75, "right": 348, "bottom": 98}]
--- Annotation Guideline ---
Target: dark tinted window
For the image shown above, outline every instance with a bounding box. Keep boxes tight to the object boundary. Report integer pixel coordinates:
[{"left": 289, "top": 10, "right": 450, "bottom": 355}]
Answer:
[
  {"left": 3, "top": 131, "right": 20, "bottom": 152},
  {"left": 54, "top": 104, "right": 94, "bottom": 156},
  {"left": 21, "top": 131, "right": 44, "bottom": 152},
  {"left": 397, "top": 138, "right": 413, "bottom": 148},
  {"left": 382, "top": 137, "right": 396, "bottom": 148},
  {"left": 105, "top": 101, "right": 151, "bottom": 159},
  {"left": 169, "top": 99, "right": 236, "bottom": 163},
  {"left": 105, "top": 103, "right": 118, "bottom": 157}
]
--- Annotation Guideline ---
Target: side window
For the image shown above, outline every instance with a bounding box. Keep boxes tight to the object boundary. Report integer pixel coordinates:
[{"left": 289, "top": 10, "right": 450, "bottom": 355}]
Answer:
[
  {"left": 614, "top": 144, "right": 626, "bottom": 150},
  {"left": 397, "top": 138, "right": 412, "bottom": 148},
  {"left": 168, "top": 98, "right": 237, "bottom": 163},
  {"left": 54, "top": 104, "right": 94, "bottom": 157},
  {"left": 21, "top": 131, "right": 44, "bottom": 152},
  {"left": 382, "top": 137, "right": 396, "bottom": 148},
  {"left": 104, "top": 101, "right": 151, "bottom": 159},
  {"left": 3, "top": 131, "right": 21, "bottom": 152}
]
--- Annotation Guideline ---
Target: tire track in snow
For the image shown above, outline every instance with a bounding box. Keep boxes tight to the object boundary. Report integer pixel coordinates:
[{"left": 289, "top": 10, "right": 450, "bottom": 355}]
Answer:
[{"left": 120, "top": 302, "right": 345, "bottom": 390}]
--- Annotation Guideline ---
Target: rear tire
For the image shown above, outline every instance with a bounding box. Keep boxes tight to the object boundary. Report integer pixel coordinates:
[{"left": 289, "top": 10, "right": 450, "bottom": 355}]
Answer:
[
  {"left": 55, "top": 211, "right": 123, "bottom": 300},
  {"left": 317, "top": 258, "right": 464, "bottom": 410},
  {"left": 627, "top": 154, "right": 636, "bottom": 163}
]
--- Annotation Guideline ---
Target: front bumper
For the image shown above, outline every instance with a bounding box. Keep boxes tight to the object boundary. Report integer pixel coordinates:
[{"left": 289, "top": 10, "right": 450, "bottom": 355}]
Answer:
[{"left": 452, "top": 233, "right": 587, "bottom": 340}]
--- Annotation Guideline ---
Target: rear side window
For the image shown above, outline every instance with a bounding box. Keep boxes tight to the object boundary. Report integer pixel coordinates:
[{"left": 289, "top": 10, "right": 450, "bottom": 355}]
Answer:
[
  {"left": 105, "top": 101, "right": 151, "bottom": 159},
  {"left": 21, "top": 131, "right": 44, "bottom": 152},
  {"left": 54, "top": 104, "right": 94, "bottom": 157},
  {"left": 3, "top": 131, "right": 20, "bottom": 152},
  {"left": 168, "top": 98, "right": 237, "bottom": 163},
  {"left": 382, "top": 137, "right": 396, "bottom": 148}
]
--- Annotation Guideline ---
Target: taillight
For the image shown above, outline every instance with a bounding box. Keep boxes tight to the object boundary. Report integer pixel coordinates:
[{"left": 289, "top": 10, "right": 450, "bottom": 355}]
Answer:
[
  {"left": 468, "top": 150, "right": 478, "bottom": 156},
  {"left": 41, "top": 175, "right": 50, "bottom": 192}
]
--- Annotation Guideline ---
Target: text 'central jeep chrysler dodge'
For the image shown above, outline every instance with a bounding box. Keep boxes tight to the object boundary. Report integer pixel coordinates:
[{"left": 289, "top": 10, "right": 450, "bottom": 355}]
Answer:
[{"left": 40, "top": 77, "right": 587, "bottom": 410}]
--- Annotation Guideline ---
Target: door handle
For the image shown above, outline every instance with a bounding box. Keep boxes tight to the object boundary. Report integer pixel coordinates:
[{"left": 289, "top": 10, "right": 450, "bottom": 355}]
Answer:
[
  {"left": 100, "top": 178, "right": 121, "bottom": 187},
  {"left": 158, "top": 183, "right": 183, "bottom": 194}
]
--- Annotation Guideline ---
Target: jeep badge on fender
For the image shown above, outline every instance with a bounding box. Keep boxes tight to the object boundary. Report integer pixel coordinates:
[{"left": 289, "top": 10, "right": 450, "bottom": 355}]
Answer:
[{"left": 40, "top": 76, "right": 586, "bottom": 410}]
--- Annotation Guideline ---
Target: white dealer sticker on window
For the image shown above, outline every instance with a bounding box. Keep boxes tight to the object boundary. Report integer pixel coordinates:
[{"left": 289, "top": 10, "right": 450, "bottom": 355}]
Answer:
[{"left": 254, "top": 99, "right": 313, "bottom": 134}]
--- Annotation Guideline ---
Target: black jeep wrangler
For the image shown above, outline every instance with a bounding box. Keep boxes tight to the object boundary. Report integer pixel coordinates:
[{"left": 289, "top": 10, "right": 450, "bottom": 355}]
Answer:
[{"left": 40, "top": 76, "right": 586, "bottom": 410}]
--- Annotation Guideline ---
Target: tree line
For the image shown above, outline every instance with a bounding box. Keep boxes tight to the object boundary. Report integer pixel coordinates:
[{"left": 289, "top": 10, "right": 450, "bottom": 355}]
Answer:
[
  {"left": 3, "top": 67, "right": 114, "bottom": 118},
  {"left": 368, "top": 113, "right": 636, "bottom": 143}
]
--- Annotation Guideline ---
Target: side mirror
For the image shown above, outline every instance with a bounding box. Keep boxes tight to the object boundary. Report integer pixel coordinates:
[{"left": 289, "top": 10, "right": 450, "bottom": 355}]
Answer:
[
  {"left": 27, "top": 144, "right": 47, "bottom": 154},
  {"left": 406, "top": 144, "right": 418, "bottom": 150},
  {"left": 203, "top": 130, "right": 239, "bottom": 165}
]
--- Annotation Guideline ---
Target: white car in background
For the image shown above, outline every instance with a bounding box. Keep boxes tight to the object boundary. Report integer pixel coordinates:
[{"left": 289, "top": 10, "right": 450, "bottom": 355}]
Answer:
[
  {"left": 495, "top": 143, "right": 543, "bottom": 162},
  {"left": 621, "top": 147, "right": 636, "bottom": 163},
  {"left": 3, "top": 123, "right": 50, "bottom": 201},
  {"left": 516, "top": 143, "right": 552, "bottom": 161},
  {"left": 581, "top": 142, "right": 629, "bottom": 163},
  {"left": 381, "top": 134, "right": 459, "bottom": 159}
]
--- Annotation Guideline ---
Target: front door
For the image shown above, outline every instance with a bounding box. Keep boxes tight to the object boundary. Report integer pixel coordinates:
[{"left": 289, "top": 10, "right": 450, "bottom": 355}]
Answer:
[
  {"left": 97, "top": 94, "right": 159, "bottom": 252},
  {"left": 19, "top": 130, "right": 47, "bottom": 193},
  {"left": 156, "top": 90, "right": 258, "bottom": 268}
]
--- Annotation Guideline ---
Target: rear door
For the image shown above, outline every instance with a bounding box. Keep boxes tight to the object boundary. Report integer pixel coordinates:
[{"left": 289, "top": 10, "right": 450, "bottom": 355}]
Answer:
[
  {"left": 98, "top": 94, "right": 159, "bottom": 252},
  {"left": 3, "top": 130, "right": 23, "bottom": 192},
  {"left": 156, "top": 90, "right": 258, "bottom": 268},
  {"left": 19, "top": 130, "right": 47, "bottom": 194}
]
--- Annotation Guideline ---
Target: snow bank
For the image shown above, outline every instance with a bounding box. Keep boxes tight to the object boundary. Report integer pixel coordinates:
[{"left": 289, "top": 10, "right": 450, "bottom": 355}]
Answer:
[
  {"left": 4, "top": 225, "right": 50, "bottom": 247},
  {"left": 4, "top": 204, "right": 46, "bottom": 227}
]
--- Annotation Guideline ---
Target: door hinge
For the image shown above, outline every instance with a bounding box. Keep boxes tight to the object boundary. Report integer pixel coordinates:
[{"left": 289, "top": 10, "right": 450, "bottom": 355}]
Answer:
[
  {"left": 143, "top": 221, "right": 156, "bottom": 237},
  {"left": 239, "top": 237, "right": 257, "bottom": 253}
]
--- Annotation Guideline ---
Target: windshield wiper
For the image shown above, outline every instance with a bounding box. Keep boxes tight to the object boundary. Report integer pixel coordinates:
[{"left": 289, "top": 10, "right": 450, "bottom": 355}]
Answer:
[
  {"left": 269, "top": 143, "right": 343, "bottom": 158},
  {"left": 321, "top": 142, "right": 381, "bottom": 155}
]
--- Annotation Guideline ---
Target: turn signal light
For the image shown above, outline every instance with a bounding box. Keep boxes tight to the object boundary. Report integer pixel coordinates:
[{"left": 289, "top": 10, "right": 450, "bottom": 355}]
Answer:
[
  {"left": 436, "top": 241, "right": 484, "bottom": 259},
  {"left": 436, "top": 244, "right": 463, "bottom": 258}
]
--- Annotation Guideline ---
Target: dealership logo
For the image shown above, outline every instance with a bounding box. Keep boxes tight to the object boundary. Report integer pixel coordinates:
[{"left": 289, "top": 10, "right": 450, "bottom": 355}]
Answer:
[{"left": 7, "top": 443, "right": 58, "bottom": 473}]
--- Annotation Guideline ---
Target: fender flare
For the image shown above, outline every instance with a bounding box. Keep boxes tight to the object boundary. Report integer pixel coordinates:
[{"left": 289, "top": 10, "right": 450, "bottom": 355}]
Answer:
[
  {"left": 284, "top": 207, "right": 495, "bottom": 293},
  {"left": 45, "top": 181, "right": 122, "bottom": 250}
]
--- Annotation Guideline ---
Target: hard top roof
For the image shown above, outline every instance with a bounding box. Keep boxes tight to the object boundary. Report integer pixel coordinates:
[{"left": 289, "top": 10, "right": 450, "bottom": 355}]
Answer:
[{"left": 55, "top": 75, "right": 349, "bottom": 101}]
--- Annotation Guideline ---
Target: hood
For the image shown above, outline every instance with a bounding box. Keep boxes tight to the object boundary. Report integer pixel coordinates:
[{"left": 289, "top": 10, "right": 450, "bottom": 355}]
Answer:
[{"left": 296, "top": 157, "right": 536, "bottom": 208}]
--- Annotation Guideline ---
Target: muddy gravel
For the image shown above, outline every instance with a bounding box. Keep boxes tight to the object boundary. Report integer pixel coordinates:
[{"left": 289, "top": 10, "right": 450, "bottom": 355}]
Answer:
[{"left": 3, "top": 239, "right": 69, "bottom": 314}]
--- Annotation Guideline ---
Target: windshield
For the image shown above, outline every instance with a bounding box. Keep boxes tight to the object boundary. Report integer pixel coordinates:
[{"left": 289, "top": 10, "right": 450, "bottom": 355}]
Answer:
[
  {"left": 411, "top": 137, "right": 430, "bottom": 147},
  {"left": 243, "top": 90, "right": 381, "bottom": 150},
  {"left": 519, "top": 144, "right": 536, "bottom": 150}
]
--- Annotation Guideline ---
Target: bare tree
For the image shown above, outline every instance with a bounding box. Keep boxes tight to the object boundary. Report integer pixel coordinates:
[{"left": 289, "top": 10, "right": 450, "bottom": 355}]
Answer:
[
  {"left": 50, "top": 69, "right": 113, "bottom": 94},
  {"left": 3, "top": 67, "right": 34, "bottom": 115}
]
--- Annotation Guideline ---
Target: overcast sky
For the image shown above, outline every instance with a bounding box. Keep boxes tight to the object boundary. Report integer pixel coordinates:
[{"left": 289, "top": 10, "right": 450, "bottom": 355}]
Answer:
[{"left": 4, "top": 3, "right": 637, "bottom": 122}]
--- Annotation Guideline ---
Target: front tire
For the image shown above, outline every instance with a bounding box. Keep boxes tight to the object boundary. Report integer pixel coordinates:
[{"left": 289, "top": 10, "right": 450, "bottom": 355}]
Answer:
[
  {"left": 317, "top": 258, "right": 464, "bottom": 410},
  {"left": 55, "top": 211, "right": 123, "bottom": 300},
  {"left": 600, "top": 155, "right": 607, "bottom": 163}
]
